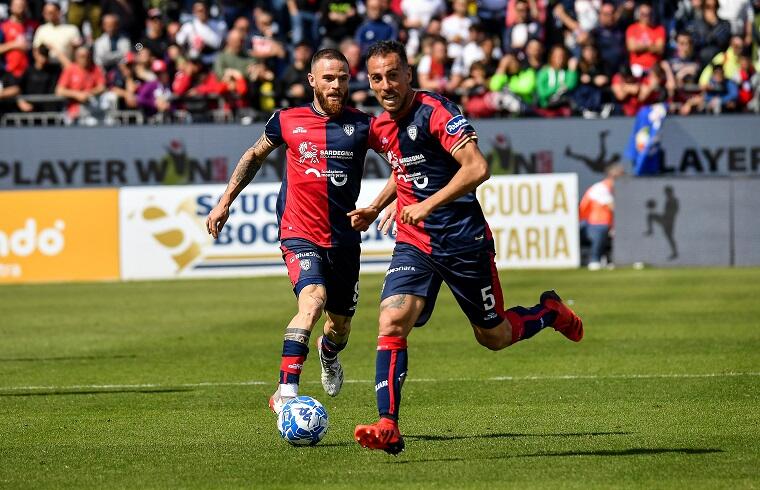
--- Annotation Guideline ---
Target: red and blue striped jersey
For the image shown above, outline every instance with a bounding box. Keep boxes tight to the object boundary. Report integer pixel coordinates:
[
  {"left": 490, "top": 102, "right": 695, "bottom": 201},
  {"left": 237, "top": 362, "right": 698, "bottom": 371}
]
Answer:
[
  {"left": 368, "top": 91, "right": 491, "bottom": 255},
  {"left": 265, "top": 104, "right": 373, "bottom": 247}
]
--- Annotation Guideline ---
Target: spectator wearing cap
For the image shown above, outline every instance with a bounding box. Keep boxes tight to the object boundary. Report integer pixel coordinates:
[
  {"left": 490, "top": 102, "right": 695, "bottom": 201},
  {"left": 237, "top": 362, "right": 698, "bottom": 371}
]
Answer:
[
  {"left": 55, "top": 45, "right": 106, "bottom": 121},
  {"left": 16, "top": 45, "right": 61, "bottom": 112},
  {"left": 319, "top": 0, "right": 361, "bottom": 49},
  {"left": 33, "top": 2, "right": 82, "bottom": 65},
  {"left": 139, "top": 8, "right": 170, "bottom": 59},
  {"left": 276, "top": 40, "right": 312, "bottom": 107},
  {"left": 176, "top": 1, "right": 226, "bottom": 65},
  {"left": 93, "top": 14, "right": 130, "bottom": 71},
  {"left": 503, "top": 0, "right": 542, "bottom": 55},
  {"left": 355, "top": 0, "right": 398, "bottom": 56},
  {"left": 701, "top": 63, "right": 739, "bottom": 112},
  {"left": 440, "top": 0, "right": 472, "bottom": 60},
  {"left": 67, "top": 0, "right": 102, "bottom": 40},
  {"left": 625, "top": 3, "right": 666, "bottom": 77},
  {"left": 0, "top": 0, "right": 38, "bottom": 79},
  {"left": 137, "top": 58, "right": 174, "bottom": 117}
]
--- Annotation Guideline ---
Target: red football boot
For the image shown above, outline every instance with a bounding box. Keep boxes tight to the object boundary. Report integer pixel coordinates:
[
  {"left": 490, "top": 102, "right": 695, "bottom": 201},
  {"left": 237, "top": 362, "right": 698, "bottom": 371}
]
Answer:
[
  {"left": 541, "top": 290, "right": 584, "bottom": 342},
  {"left": 354, "top": 418, "right": 405, "bottom": 455}
]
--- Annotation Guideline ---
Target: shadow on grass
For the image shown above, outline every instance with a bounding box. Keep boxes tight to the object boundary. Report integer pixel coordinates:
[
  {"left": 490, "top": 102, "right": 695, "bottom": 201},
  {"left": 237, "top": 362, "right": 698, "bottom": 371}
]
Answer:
[
  {"left": 405, "top": 431, "right": 631, "bottom": 441},
  {"left": 388, "top": 447, "right": 723, "bottom": 464},
  {"left": 0, "top": 355, "right": 137, "bottom": 362},
  {"left": 0, "top": 388, "right": 193, "bottom": 397}
]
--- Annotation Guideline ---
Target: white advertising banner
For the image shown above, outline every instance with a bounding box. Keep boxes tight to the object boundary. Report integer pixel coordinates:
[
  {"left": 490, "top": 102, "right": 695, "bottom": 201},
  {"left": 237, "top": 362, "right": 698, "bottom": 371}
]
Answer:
[
  {"left": 119, "top": 181, "right": 396, "bottom": 280},
  {"left": 119, "top": 174, "right": 578, "bottom": 280},
  {"left": 477, "top": 173, "right": 580, "bottom": 269}
]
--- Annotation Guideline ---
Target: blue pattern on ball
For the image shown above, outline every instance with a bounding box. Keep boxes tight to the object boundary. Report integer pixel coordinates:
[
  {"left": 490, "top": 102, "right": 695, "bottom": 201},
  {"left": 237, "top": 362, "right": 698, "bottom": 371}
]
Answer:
[{"left": 277, "top": 395, "right": 329, "bottom": 446}]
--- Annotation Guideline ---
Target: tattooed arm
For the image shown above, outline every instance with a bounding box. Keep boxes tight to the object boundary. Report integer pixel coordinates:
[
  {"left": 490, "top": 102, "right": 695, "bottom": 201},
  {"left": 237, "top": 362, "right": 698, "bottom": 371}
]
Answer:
[{"left": 206, "top": 134, "right": 280, "bottom": 238}]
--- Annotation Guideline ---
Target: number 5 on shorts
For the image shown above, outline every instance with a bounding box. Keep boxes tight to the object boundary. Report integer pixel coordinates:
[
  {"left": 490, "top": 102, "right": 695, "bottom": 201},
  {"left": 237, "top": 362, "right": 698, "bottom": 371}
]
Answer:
[{"left": 481, "top": 286, "right": 495, "bottom": 310}]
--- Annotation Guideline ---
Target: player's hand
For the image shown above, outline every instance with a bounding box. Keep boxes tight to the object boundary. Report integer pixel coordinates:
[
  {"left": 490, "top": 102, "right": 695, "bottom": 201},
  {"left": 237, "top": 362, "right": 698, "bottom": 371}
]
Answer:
[
  {"left": 206, "top": 203, "right": 230, "bottom": 239},
  {"left": 399, "top": 202, "right": 432, "bottom": 226},
  {"left": 378, "top": 201, "right": 397, "bottom": 235},
  {"left": 347, "top": 206, "right": 379, "bottom": 232}
]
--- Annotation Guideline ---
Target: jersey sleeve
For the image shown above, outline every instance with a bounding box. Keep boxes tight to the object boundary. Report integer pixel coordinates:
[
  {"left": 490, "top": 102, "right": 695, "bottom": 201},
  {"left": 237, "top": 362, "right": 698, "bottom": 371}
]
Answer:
[
  {"left": 428, "top": 98, "right": 477, "bottom": 155},
  {"left": 264, "top": 110, "right": 285, "bottom": 146}
]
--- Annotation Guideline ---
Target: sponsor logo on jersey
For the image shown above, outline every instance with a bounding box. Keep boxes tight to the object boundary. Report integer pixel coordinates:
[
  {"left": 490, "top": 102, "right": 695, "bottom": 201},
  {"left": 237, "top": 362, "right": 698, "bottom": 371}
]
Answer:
[
  {"left": 386, "top": 265, "right": 416, "bottom": 275},
  {"left": 320, "top": 149, "right": 354, "bottom": 160},
  {"left": 288, "top": 362, "right": 304, "bottom": 370},
  {"left": 304, "top": 168, "right": 349, "bottom": 186},
  {"left": 300, "top": 258, "right": 311, "bottom": 271},
  {"left": 375, "top": 380, "right": 388, "bottom": 391},
  {"left": 298, "top": 141, "right": 319, "bottom": 165},
  {"left": 292, "top": 126, "right": 307, "bottom": 134},
  {"left": 484, "top": 312, "right": 499, "bottom": 320},
  {"left": 445, "top": 114, "right": 469, "bottom": 135},
  {"left": 295, "top": 251, "right": 320, "bottom": 259},
  {"left": 343, "top": 124, "right": 355, "bottom": 136},
  {"left": 407, "top": 125, "right": 418, "bottom": 141}
]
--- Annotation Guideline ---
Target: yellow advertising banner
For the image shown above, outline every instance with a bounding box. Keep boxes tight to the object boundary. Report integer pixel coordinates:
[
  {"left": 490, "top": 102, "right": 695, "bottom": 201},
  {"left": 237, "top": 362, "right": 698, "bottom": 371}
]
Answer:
[{"left": 0, "top": 189, "right": 119, "bottom": 283}]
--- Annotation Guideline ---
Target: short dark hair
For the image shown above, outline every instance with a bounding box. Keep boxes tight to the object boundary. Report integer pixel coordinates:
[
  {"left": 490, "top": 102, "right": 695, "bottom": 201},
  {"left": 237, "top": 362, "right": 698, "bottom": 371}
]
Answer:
[
  {"left": 366, "top": 40, "right": 408, "bottom": 69},
  {"left": 311, "top": 48, "right": 348, "bottom": 69}
]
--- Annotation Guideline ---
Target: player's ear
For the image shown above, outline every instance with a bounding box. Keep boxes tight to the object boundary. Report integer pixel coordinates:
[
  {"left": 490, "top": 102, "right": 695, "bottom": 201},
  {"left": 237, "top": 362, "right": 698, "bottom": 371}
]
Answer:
[{"left": 307, "top": 72, "right": 316, "bottom": 89}]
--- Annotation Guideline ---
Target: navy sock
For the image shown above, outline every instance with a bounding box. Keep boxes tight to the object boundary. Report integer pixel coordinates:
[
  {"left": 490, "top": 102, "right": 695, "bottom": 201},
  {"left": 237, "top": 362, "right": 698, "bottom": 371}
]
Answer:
[
  {"left": 506, "top": 304, "right": 558, "bottom": 342},
  {"left": 279, "top": 339, "right": 309, "bottom": 385},
  {"left": 375, "top": 336, "right": 408, "bottom": 421},
  {"left": 320, "top": 335, "right": 347, "bottom": 362}
]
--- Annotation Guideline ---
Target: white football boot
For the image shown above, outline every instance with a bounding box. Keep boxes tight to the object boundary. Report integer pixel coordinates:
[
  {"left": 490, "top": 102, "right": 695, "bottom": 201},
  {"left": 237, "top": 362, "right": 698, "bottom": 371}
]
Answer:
[{"left": 318, "top": 336, "right": 344, "bottom": 397}]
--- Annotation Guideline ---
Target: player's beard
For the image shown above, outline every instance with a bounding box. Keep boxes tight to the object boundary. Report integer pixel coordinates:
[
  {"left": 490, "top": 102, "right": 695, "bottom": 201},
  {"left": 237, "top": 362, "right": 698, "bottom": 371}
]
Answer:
[{"left": 315, "top": 87, "right": 348, "bottom": 116}]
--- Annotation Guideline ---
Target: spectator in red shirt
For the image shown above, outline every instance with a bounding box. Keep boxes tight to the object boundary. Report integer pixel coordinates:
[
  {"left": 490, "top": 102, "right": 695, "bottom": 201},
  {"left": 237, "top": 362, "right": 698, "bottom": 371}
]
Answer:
[
  {"left": 625, "top": 3, "right": 666, "bottom": 76},
  {"left": 55, "top": 45, "right": 106, "bottom": 121},
  {"left": 0, "top": 0, "right": 38, "bottom": 78}
]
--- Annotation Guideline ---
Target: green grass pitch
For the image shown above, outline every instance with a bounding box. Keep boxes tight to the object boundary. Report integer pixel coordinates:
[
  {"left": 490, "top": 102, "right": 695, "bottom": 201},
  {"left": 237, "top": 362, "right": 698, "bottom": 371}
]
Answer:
[{"left": 1, "top": 268, "right": 759, "bottom": 489}]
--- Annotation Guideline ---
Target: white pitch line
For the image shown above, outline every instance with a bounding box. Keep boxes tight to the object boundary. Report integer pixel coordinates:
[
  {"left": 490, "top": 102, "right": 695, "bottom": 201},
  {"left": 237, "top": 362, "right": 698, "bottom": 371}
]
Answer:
[{"left": 1, "top": 372, "right": 758, "bottom": 393}]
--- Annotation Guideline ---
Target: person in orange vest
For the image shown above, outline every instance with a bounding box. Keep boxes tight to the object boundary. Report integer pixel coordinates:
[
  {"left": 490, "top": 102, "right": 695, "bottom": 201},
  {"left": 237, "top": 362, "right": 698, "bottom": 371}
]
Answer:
[{"left": 579, "top": 163, "right": 625, "bottom": 271}]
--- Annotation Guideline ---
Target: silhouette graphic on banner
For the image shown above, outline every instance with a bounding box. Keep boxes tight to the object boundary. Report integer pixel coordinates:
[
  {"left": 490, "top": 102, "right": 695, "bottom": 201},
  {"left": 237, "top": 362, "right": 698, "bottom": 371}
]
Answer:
[
  {"left": 645, "top": 186, "right": 679, "bottom": 260},
  {"left": 564, "top": 130, "right": 621, "bottom": 173}
]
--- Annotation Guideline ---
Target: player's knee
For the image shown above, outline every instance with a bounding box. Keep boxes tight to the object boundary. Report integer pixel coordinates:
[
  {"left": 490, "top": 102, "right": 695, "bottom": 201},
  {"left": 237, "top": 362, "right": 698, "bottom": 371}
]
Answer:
[
  {"left": 378, "top": 312, "right": 407, "bottom": 337},
  {"left": 325, "top": 316, "right": 351, "bottom": 336},
  {"left": 473, "top": 325, "right": 511, "bottom": 351},
  {"left": 298, "top": 292, "right": 326, "bottom": 325}
]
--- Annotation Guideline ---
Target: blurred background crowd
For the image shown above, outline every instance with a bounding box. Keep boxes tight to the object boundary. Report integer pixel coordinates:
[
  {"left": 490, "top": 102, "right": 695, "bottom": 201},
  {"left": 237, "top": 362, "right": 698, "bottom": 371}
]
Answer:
[{"left": 0, "top": 0, "right": 759, "bottom": 125}]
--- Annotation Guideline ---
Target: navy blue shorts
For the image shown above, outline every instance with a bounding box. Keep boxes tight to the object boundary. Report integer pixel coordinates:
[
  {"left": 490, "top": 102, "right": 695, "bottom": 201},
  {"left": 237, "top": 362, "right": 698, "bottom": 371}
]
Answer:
[
  {"left": 280, "top": 238, "right": 360, "bottom": 317},
  {"left": 381, "top": 242, "right": 506, "bottom": 329}
]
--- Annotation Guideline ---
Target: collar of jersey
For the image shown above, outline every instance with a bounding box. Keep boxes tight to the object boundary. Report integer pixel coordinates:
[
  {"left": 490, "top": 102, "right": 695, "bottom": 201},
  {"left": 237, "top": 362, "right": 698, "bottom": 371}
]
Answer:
[{"left": 310, "top": 102, "right": 330, "bottom": 118}]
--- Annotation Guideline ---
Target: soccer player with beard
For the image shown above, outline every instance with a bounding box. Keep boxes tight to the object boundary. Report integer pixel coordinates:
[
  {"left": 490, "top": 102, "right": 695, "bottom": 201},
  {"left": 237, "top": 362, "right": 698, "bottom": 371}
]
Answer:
[
  {"left": 348, "top": 40, "right": 584, "bottom": 455},
  {"left": 206, "top": 49, "right": 375, "bottom": 413}
]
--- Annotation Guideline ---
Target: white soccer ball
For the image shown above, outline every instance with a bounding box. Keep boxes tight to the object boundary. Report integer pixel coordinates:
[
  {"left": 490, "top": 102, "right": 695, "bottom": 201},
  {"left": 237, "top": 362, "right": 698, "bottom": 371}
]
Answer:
[{"left": 277, "top": 395, "right": 329, "bottom": 446}]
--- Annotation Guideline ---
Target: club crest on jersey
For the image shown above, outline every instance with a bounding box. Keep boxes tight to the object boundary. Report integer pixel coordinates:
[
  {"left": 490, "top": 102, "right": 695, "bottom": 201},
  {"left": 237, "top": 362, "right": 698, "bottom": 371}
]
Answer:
[
  {"left": 292, "top": 126, "right": 307, "bottom": 134},
  {"left": 342, "top": 124, "right": 355, "bottom": 136},
  {"left": 407, "top": 125, "right": 418, "bottom": 141},
  {"left": 298, "top": 141, "right": 319, "bottom": 165},
  {"left": 445, "top": 114, "right": 469, "bottom": 135},
  {"left": 300, "top": 259, "right": 311, "bottom": 271}
]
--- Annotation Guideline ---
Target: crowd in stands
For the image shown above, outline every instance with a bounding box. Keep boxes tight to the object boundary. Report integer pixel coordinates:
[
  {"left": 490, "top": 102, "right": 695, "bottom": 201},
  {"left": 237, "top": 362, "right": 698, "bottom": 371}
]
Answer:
[{"left": 1, "top": 0, "right": 759, "bottom": 125}]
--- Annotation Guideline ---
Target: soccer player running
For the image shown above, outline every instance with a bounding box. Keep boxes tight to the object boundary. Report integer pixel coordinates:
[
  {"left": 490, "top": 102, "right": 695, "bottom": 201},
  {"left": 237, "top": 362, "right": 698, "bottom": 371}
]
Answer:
[
  {"left": 206, "top": 49, "right": 373, "bottom": 413},
  {"left": 348, "top": 41, "right": 584, "bottom": 455}
]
